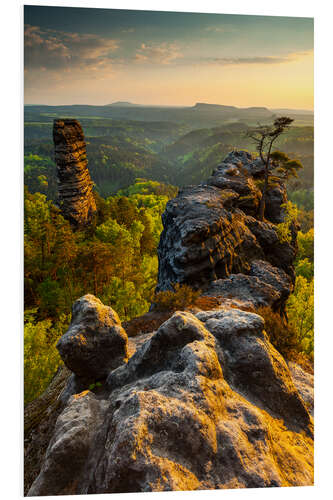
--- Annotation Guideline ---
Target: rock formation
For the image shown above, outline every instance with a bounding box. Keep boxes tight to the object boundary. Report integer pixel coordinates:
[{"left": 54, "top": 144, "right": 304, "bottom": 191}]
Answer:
[
  {"left": 57, "top": 295, "right": 128, "bottom": 383},
  {"left": 25, "top": 150, "right": 313, "bottom": 495},
  {"left": 27, "top": 307, "right": 313, "bottom": 495},
  {"left": 53, "top": 119, "right": 97, "bottom": 227},
  {"left": 157, "top": 150, "right": 297, "bottom": 311}
]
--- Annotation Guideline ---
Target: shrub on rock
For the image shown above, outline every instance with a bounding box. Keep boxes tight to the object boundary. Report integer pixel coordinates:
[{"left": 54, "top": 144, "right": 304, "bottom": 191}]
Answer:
[{"left": 153, "top": 283, "right": 201, "bottom": 311}]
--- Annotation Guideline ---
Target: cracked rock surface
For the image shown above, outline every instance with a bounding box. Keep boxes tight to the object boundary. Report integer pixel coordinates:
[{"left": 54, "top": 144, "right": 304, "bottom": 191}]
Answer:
[{"left": 27, "top": 308, "right": 313, "bottom": 495}]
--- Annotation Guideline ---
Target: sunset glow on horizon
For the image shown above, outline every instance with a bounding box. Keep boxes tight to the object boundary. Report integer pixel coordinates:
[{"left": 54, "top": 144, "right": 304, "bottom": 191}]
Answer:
[{"left": 24, "top": 6, "right": 313, "bottom": 110}]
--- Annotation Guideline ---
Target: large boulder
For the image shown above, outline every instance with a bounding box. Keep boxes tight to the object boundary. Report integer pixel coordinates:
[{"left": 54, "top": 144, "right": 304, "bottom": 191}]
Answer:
[
  {"left": 57, "top": 294, "right": 128, "bottom": 381},
  {"left": 203, "top": 260, "right": 292, "bottom": 313},
  {"left": 157, "top": 184, "right": 264, "bottom": 292},
  {"left": 24, "top": 366, "right": 72, "bottom": 495},
  {"left": 196, "top": 308, "right": 311, "bottom": 429},
  {"left": 27, "top": 391, "right": 106, "bottom": 497},
  {"left": 28, "top": 310, "right": 313, "bottom": 495}
]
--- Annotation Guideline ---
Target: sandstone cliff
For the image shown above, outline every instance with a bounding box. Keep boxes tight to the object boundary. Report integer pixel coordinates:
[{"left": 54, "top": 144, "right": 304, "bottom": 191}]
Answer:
[
  {"left": 53, "top": 119, "right": 97, "bottom": 227},
  {"left": 24, "top": 150, "right": 313, "bottom": 495},
  {"left": 157, "top": 151, "right": 297, "bottom": 313}
]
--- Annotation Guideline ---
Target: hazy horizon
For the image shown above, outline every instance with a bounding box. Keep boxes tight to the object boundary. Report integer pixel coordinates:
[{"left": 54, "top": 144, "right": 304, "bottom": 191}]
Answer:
[
  {"left": 24, "top": 6, "right": 313, "bottom": 110},
  {"left": 24, "top": 101, "right": 314, "bottom": 112}
]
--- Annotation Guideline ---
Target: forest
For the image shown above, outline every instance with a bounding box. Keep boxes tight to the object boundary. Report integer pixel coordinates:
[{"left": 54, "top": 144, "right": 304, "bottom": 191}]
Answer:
[{"left": 24, "top": 106, "right": 314, "bottom": 404}]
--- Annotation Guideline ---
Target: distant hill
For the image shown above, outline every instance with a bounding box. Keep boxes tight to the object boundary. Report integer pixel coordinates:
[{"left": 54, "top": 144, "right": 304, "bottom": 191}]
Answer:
[
  {"left": 270, "top": 108, "right": 313, "bottom": 115},
  {"left": 24, "top": 103, "right": 275, "bottom": 128},
  {"left": 106, "top": 101, "right": 141, "bottom": 107},
  {"left": 193, "top": 102, "right": 237, "bottom": 111},
  {"left": 193, "top": 103, "right": 270, "bottom": 113}
]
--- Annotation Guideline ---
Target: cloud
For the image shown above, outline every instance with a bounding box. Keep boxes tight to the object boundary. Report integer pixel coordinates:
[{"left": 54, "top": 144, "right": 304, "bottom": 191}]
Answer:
[
  {"left": 134, "top": 42, "right": 183, "bottom": 65},
  {"left": 204, "top": 51, "right": 312, "bottom": 66},
  {"left": 210, "top": 56, "right": 290, "bottom": 65},
  {"left": 24, "top": 24, "right": 119, "bottom": 73}
]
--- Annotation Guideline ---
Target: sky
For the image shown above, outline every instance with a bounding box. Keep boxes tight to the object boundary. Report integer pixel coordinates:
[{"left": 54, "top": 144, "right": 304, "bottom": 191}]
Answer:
[{"left": 24, "top": 6, "right": 314, "bottom": 109}]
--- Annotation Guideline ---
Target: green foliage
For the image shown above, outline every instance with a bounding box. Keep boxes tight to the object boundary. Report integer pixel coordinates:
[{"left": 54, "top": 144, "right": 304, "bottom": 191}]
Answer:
[
  {"left": 297, "top": 228, "right": 314, "bottom": 265},
  {"left": 296, "top": 208, "right": 314, "bottom": 233},
  {"left": 246, "top": 118, "right": 303, "bottom": 221},
  {"left": 119, "top": 179, "right": 178, "bottom": 198},
  {"left": 24, "top": 180, "right": 174, "bottom": 402},
  {"left": 277, "top": 226, "right": 314, "bottom": 359},
  {"left": 88, "top": 381, "right": 102, "bottom": 391},
  {"left": 257, "top": 258, "right": 314, "bottom": 361},
  {"left": 24, "top": 312, "right": 69, "bottom": 404},
  {"left": 24, "top": 110, "right": 313, "bottom": 198},
  {"left": 153, "top": 283, "right": 201, "bottom": 311},
  {"left": 24, "top": 189, "right": 78, "bottom": 314},
  {"left": 102, "top": 277, "right": 149, "bottom": 321},
  {"left": 289, "top": 189, "right": 314, "bottom": 211},
  {"left": 276, "top": 201, "right": 298, "bottom": 243},
  {"left": 259, "top": 217, "right": 314, "bottom": 360},
  {"left": 96, "top": 218, "right": 139, "bottom": 247},
  {"left": 24, "top": 181, "right": 172, "bottom": 324},
  {"left": 270, "top": 150, "right": 303, "bottom": 181},
  {"left": 37, "top": 279, "right": 67, "bottom": 318},
  {"left": 295, "top": 259, "right": 314, "bottom": 281},
  {"left": 287, "top": 276, "right": 314, "bottom": 356},
  {"left": 24, "top": 153, "right": 57, "bottom": 199}
]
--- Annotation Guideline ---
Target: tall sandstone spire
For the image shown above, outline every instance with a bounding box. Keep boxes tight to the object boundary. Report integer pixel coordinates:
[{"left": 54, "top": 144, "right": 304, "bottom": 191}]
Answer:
[{"left": 53, "top": 119, "right": 97, "bottom": 227}]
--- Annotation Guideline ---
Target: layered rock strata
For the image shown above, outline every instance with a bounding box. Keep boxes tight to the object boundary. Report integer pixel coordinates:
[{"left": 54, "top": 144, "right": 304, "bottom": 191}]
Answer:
[
  {"left": 53, "top": 119, "right": 97, "bottom": 227},
  {"left": 157, "top": 151, "right": 297, "bottom": 308}
]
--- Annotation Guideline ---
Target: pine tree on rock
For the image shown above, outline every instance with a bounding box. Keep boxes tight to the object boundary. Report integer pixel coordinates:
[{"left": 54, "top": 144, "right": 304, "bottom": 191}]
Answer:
[{"left": 247, "top": 117, "right": 302, "bottom": 221}]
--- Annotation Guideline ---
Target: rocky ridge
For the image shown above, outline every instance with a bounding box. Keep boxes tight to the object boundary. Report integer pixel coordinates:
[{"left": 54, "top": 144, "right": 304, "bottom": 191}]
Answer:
[
  {"left": 157, "top": 150, "right": 296, "bottom": 313},
  {"left": 53, "top": 119, "right": 97, "bottom": 227},
  {"left": 25, "top": 150, "right": 313, "bottom": 495}
]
